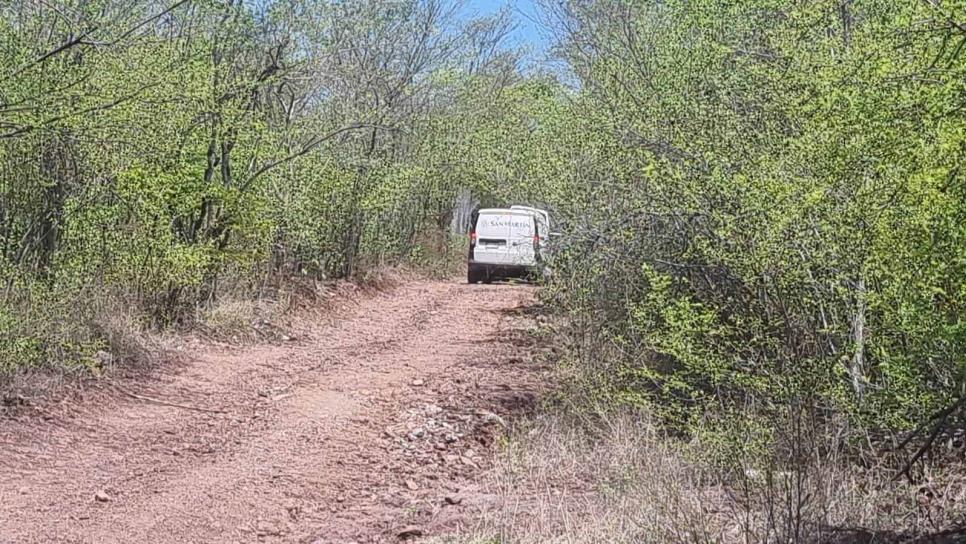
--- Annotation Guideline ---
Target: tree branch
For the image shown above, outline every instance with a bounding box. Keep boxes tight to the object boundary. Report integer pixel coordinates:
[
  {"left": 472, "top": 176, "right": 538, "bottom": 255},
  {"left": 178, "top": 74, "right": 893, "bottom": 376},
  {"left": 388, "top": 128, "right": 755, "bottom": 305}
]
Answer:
[
  {"left": 1, "top": 28, "right": 98, "bottom": 85},
  {"left": 0, "top": 81, "right": 162, "bottom": 139},
  {"left": 240, "top": 123, "right": 397, "bottom": 190}
]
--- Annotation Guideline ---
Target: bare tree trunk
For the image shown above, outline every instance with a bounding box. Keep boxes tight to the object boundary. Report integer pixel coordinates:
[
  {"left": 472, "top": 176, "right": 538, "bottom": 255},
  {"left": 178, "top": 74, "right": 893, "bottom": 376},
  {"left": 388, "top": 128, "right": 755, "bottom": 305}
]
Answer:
[
  {"left": 450, "top": 187, "right": 477, "bottom": 235},
  {"left": 849, "top": 277, "right": 866, "bottom": 397}
]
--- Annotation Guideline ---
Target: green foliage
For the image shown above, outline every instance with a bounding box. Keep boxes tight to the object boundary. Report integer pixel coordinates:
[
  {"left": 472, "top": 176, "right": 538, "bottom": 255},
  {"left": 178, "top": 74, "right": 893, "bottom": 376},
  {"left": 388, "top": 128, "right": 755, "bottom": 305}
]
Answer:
[
  {"left": 0, "top": 0, "right": 521, "bottom": 375},
  {"left": 521, "top": 0, "right": 966, "bottom": 447},
  {"left": 4, "top": 0, "right": 962, "bottom": 463}
]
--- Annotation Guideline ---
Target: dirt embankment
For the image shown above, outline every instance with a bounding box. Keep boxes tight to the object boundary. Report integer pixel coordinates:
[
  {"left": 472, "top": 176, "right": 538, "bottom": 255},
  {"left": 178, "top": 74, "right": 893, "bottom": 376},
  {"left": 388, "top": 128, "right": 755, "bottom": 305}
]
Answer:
[{"left": 0, "top": 280, "right": 545, "bottom": 543}]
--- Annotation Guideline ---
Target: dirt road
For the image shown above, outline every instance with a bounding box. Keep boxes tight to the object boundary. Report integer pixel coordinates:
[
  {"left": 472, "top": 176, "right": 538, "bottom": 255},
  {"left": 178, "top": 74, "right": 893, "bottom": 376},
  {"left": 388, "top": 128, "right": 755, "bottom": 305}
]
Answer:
[{"left": 1, "top": 280, "right": 541, "bottom": 543}]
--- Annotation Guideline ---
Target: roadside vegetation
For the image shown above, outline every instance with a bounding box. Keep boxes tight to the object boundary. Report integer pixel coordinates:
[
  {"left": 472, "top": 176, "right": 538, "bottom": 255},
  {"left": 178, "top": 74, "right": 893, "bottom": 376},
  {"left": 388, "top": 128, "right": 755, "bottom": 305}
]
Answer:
[
  {"left": 459, "top": 1, "right": 966, "bottom": 541},
  {"left": 0, "top": 0, "right": 522, "bottom": 374},
  {"left": 5, "top": 0, "right": 966, "bottom": 541}
]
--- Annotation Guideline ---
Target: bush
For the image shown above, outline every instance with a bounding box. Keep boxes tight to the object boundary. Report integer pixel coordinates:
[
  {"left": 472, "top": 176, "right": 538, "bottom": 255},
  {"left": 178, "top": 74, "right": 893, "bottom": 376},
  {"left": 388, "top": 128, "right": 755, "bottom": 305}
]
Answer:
[
  {"left": 0, "top": 0, "right": 521, "bottom": 378},
  {"left": 528, "top": 0, "right": 966, "bottom": 450}
]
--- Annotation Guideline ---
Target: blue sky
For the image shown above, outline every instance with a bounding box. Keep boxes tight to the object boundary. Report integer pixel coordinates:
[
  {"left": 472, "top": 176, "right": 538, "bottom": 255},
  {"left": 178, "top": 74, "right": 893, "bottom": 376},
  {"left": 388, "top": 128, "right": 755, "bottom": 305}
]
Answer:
[{"left": 461, "top": 0, "right": 550, "bottom": 58}]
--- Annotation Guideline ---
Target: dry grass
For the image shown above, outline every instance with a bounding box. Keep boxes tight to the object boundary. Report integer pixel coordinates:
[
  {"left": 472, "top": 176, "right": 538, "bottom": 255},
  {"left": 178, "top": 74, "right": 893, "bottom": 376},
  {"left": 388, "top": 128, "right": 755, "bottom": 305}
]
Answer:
[
  {"left": 437, "top": 408, "right": 966, "bottom": 544},
  {"left": 408, "top": 229, "right": 469, "bottom": 279},
  {"left": 89, "top": 296, "right": 164, "bottom": 367},
  {"left": 441, "top": 411, "right": 730, "bottom": 544},
  {"left": 0, "top": 290, "right": 169, "bottom": 403},
  {"left": 196, "top": 265, "right": 425, "bottom": 345}
]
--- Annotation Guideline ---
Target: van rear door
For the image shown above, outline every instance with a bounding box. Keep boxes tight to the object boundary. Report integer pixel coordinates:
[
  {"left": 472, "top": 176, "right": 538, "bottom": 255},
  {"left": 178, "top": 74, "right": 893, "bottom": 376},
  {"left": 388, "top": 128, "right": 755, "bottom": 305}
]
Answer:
[{"left": 473, "top": 211, "right": 536, "bottom": 267}]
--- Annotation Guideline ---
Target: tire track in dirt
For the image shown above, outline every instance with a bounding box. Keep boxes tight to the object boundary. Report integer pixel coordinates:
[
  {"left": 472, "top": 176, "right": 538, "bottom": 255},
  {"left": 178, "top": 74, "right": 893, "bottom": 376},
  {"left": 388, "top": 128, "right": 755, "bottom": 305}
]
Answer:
[{"left": 0, "top": 280, "right": 542, "bottom": 543}]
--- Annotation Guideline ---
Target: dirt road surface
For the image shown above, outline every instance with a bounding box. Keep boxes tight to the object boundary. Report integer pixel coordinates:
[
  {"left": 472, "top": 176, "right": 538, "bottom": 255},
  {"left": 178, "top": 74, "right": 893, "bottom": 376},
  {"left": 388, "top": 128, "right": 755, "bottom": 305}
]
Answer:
[{"left": 0, "top": 280, "right": 541, "bottom": 543}]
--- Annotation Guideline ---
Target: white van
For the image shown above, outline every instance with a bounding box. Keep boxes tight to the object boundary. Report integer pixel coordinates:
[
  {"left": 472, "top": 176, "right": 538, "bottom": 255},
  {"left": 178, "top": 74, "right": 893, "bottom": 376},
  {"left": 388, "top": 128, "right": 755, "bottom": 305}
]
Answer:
[{"left": 468, "top": 208, "right": 541, "bottom": 283}]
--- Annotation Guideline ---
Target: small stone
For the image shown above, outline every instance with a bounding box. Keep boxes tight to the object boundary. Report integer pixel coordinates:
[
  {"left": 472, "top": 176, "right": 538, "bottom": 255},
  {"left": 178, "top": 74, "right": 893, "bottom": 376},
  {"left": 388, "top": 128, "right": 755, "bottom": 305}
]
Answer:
[
  {"left": 405, "top": 480, "right": 419, "bottom": 491},
  {"left": 257, "top": 525, "right": 282, "bottom": 536},
  {"left": 397, "top": 525, "right": 423, "bottom": 539},
  {"left": 93, "top": 491, "right": 111, "bottom": 503},
  {"left": 479, "top": 411, "right": 507, "bottom": 428},
  {"left": 411, "top": 379, "right": 424, "bottom": 387},
  {"left": 94, "top": 350, "right": 114, "bottom": 367},
  {"left": 444, "top": 495, "right": 462, "bottom": 505},
  {"left": 18, "top": 487, "right": 28, "bottom": 495},
  {"left": 256, "top": 522, "right": 281, "bottom": 537},
  {"left": 444, "top": 433, "right": 458, "bottom": 444},
  {"left": 410, "top": 428, "right": 425, "bottom": 439}
]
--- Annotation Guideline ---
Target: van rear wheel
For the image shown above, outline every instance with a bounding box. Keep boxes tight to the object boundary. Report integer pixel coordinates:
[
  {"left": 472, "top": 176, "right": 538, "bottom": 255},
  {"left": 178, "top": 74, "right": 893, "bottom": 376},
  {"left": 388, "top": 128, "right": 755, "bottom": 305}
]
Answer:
[{"left": 467, "top": 267, "right": 481, "bottom": 284}]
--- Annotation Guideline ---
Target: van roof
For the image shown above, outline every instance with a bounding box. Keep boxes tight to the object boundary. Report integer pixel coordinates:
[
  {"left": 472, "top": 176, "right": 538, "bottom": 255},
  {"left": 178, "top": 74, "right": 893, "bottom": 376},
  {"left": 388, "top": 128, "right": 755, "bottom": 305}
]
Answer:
[
  {"left": 477, "top": 208, "right": 534, "bottom": 216},
  {"left": 511, "top": 205, "right": 548, "bottom": 218},
  {"left": 511, "top": 205, "right": 546, "bottom": 213},
  {"left": 509, "top": 205, "right": 550, "bottom": 227}
]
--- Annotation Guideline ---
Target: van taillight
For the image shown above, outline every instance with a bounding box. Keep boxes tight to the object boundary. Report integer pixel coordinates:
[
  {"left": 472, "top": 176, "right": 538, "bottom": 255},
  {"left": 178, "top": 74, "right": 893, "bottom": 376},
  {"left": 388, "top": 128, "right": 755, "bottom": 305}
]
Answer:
[{"left": 470, "top": 232, "right": 477, "bottom": 243}]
